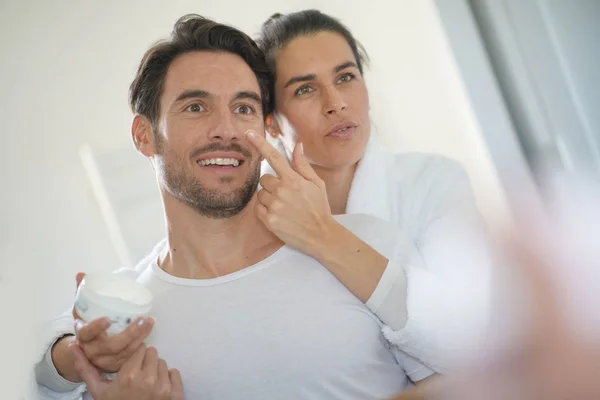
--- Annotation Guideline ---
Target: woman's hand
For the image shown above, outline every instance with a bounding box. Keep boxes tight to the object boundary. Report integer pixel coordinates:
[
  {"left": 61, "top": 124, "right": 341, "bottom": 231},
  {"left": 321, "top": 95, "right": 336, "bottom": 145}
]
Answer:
[
  {"left": 245, "top": 130, "right": 390, "bottom": 304},
  {"left": 245, "top": 130, "right": 335, "bottom": 257}
]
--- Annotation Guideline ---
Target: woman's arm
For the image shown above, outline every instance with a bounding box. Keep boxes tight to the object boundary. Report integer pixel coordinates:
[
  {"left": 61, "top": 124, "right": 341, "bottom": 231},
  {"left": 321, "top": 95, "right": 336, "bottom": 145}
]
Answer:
[
  {"left": 310, "top": 217, "right": 389, "bottom": 303},
  {"left": 246, "top": 131, "right": 409, "bottom": 323},
  {"left": 248, "top": 130, "right": 493, "bottom": 373}
]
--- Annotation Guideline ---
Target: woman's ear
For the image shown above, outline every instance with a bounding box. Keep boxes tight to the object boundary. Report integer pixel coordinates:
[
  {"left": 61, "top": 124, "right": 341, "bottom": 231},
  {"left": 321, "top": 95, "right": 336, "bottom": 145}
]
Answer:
[
  {"left": 265, "top": 114, "right": 282, "bottom": 139},
  {"left": 132, "top": 115, "right": 158, "bottom": 157}
]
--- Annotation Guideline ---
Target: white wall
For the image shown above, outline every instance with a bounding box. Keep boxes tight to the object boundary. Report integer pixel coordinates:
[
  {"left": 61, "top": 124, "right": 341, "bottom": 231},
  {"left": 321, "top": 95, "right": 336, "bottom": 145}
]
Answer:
[
  {"left": 0, "top": 0, "right": 506, "bottom": 396},
  {"left": 363, "top": 0, "right": 508, "bottom": 220}
]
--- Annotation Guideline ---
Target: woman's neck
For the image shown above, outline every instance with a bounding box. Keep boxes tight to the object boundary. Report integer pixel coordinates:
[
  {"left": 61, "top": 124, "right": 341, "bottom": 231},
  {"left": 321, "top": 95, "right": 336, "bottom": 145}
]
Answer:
[{"left": 312, "top": 163, "right": 358, "bottom": 215}]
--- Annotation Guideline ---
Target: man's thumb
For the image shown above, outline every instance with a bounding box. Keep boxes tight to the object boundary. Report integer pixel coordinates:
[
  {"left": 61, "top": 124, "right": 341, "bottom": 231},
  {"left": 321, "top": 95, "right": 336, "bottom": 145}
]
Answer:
[
  {"left": 75, "top": 273, "right": 85, "bottom": 290},
  {"left": 70, "top": 343, "right": 107, "bottom": 397}
]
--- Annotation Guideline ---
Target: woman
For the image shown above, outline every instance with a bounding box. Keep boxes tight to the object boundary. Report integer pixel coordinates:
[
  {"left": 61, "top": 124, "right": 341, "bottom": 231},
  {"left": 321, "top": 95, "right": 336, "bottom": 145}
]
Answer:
[{"left": 249, "top": 10, "right": 493, "bottom": 373}]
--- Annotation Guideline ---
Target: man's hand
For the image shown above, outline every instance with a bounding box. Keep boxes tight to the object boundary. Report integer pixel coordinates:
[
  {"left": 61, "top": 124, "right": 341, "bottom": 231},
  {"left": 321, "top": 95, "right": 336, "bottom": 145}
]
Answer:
[
  {"left": 52, "top": 273, "right": 155, "bottom": 382},
  {"left": 71, "top": 343, "right": 183, "bottom": 400},
  {"left": 72, "top": 272, "right": 154, "bottom": 373},
  {"left": 73, "top": 315, "right": 155, "bottom": 373}
]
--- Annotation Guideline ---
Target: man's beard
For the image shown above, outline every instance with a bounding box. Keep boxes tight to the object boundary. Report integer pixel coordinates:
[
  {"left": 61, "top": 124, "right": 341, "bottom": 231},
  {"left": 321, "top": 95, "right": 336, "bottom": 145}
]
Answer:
[{"left": 157, "top": 145, "right": 260, "bottom": 219}]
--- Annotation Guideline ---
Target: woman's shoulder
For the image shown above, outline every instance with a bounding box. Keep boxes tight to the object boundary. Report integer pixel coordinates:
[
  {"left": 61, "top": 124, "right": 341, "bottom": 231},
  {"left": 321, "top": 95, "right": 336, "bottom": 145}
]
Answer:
[{"left": 372, "top": 150, "right": 481, "bottom": 237}]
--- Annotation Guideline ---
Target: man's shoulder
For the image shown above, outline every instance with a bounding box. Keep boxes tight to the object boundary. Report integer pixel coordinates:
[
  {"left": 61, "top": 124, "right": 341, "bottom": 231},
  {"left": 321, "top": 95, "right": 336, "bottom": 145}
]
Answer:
[
  {"left": 111, "top": 238, "right": 167, "bottom": 277},
  {"left": 134, "top": 239, "right": 167, "bottom": 269}
]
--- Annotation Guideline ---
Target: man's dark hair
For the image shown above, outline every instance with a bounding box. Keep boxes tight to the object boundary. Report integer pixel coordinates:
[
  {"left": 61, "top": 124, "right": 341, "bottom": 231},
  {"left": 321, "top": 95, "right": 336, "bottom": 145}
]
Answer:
[{"left": 129, "top": 14, "right": 272, "bottom": 135}]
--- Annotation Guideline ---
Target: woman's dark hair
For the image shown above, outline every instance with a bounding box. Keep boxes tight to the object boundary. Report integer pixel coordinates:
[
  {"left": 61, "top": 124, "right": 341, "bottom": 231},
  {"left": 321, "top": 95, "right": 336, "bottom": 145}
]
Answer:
[
  {"left": 257, "top": 10, "right": 369, "bottom": 110},
  {"left": 129, "top": 14, "right": 273, "bottom": 135}
]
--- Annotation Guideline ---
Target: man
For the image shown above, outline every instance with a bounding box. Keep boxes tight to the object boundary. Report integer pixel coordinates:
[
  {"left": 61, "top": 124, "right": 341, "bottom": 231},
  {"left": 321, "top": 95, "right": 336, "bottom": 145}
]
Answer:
[{"left": 33, "top": 14, "right": 434, "bottom": 399}]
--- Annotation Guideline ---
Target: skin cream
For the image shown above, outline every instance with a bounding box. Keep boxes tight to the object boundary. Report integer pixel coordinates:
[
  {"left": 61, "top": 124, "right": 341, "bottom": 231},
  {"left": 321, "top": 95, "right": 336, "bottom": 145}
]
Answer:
[{"left": 74, "top": 274, "right": 153, "bottom": 334}]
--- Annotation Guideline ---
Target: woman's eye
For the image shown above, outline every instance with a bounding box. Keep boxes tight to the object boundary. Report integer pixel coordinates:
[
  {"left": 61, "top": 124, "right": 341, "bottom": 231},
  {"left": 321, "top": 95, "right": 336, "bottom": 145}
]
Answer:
[
  {"left": 337, "top": 73, "right": 355, "bottom": 84},
  {"left": 235, "top": 104, "right": 255, "bottom": 115},
  {"left": 185, "top": 103, "right": 205, "bottom": 112},
  {"left": 295, "top": 86, "right": 314, "bottom": 96}
]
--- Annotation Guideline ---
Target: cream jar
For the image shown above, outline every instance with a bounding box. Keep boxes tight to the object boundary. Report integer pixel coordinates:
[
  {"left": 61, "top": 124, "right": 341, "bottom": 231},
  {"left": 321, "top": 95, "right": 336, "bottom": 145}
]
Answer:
[{"left": 74, "top": 273, "right": 153, "bottom": 334}]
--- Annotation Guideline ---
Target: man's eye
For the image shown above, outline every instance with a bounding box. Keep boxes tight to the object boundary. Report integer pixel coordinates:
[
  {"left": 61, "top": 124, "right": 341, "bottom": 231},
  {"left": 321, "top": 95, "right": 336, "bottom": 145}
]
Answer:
[
  {"left": 185, "top": 103, "right": 205, "bottom": 112},
  {"left": 235, "top": 104, "right": 255, "bottom": 115},
  {"left": 295, "top": 86, "right": 314, "bottom": 96}
]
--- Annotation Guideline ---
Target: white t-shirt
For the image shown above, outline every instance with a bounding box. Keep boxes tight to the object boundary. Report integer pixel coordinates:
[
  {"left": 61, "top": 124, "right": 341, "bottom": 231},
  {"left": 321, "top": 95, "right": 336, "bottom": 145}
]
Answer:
[
  {"left": 84, "top": 214, "right": 432, "bottom": 400},
  {"left": 35, "top": 213, "right": 432, "bottom": 400}
]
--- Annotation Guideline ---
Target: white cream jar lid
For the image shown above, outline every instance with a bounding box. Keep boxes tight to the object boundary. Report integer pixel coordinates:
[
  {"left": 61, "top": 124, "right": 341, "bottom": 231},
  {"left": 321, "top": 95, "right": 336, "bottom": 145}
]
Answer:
[{"left": 75, "top": 273, "right": 153, "bottom": 334}]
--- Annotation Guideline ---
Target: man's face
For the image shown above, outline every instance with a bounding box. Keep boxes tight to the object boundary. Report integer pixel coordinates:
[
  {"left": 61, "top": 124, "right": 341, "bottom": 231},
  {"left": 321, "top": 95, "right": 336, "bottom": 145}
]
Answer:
[{"left": 152, "top": 51, "right": 265, "bottom": 219}]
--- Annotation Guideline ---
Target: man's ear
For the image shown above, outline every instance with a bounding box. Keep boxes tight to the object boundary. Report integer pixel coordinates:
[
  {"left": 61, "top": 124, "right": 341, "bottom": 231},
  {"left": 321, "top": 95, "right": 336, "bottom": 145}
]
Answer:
[
  {"left": 132, "top": 115, "right": 157, "bottom": 157},
  {"left": 265, "top": 114, "right": 282, "bottom": 139}
]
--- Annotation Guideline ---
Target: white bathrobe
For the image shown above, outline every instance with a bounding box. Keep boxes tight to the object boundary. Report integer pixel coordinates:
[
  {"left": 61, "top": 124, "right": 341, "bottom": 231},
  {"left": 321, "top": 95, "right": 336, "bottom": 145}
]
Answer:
[
  {"left": 28, "top": 138, "right": 492, "bottom": 399},
  {"left": 343, "top": 137, "right": 493, "bottom": 371}
]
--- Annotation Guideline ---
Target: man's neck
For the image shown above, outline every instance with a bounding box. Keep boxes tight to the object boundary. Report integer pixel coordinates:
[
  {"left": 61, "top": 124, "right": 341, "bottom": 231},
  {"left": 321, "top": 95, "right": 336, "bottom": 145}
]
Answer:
[
  {"left": 159, "top": 194, "right": 283, "bottom": 279},
  {"left": 313, "top": 163, "right": 358, "bottom": 215}
]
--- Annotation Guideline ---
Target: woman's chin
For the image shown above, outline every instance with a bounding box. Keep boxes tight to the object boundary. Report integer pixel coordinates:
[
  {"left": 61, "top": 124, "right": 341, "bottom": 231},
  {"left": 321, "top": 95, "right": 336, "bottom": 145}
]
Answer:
[{"left": 309, "top": 154, "right": 363, "bottom": 172}]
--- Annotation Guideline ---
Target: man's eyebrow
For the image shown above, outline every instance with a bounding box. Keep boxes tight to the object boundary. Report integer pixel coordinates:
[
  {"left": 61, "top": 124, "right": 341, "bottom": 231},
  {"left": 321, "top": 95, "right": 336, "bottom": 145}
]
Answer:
[
  {"left": 174, "top": 90, "right": 211, "bottom": 103},
  {"left": 233, "top": 91, "right": 262, "bottom": 106}
]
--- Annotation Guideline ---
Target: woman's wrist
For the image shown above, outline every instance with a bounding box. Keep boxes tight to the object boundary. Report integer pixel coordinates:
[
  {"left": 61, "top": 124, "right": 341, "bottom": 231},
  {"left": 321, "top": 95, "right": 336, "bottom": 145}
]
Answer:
[
  {"left": 309, "top": 217, "right": 344, "bottom": 264},
  {"left": 310, "top": 218, "right": 389, "bottom": 302}
]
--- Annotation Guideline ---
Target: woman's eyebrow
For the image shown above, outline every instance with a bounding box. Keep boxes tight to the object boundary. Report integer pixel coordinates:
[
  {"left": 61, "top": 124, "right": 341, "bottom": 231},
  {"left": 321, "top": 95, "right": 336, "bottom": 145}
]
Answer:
[
  {"left": 333, "top": 61, "right": 358, "bottom": 73},
  {"left": 284, "top": 73, "right": 317, "bottom": 89},
  {"left": 283, "top": 61, "right": 358, "bottom": 89}
]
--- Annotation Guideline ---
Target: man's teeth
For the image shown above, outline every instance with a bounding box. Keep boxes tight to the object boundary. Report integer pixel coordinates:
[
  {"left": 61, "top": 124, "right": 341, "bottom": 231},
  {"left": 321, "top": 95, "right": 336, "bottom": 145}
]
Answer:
[
  {"left": 198, "top": 158, "right": 240, "bottom": 167},
  {"left": 336, "top": 127, "right": 349, "bottom": 132}
]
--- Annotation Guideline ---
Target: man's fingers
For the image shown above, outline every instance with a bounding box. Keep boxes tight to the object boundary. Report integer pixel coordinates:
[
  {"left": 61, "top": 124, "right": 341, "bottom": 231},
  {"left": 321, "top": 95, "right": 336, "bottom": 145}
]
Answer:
[
  {"left": 120, "top": 342, "right": 148, "bottom": 373},
  {"left": 169, "top": 369, "right": 184, "bottom": 398},
  {"left": 75, "top": 318, "right": 111, "bottom": 343},
  {"left": 70, "top": 343, "right": 108, "bottom": 398},
  {"left": 73, "top": 273, "right": 86, "bottom": 319},
  {"left": 157, "top": 359, "right": 170, "bottom": 388},
  {"left": 245, "top": 130, "right": 294, "bottom": 179},
  {"left": 121, "top": 318, "right": 154, "bottom": 356},
  {"left": 142, "top": 347, "right": 159, "bottom": 376},
  {"left": 98, "top": 316, "right": 154, "bottom": 355},
  {"left": 75, "top": 273, "right": 86, "bottom": 290}
]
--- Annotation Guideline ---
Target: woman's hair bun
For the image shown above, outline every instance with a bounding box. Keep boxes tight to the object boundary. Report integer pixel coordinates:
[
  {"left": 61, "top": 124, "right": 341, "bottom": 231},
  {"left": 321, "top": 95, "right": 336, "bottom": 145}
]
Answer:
[{"left": 263, "top": 12, "right": 284, "bottom": 28}]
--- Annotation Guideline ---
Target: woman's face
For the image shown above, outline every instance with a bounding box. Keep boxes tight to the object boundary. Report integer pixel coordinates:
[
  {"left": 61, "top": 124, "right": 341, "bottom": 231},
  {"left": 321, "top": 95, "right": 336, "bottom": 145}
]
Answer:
[{"left": 272, "top": 31, "right": 370, "bottom": 170}]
